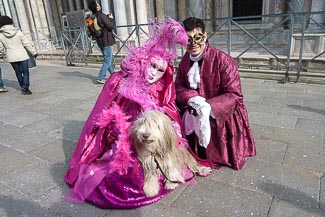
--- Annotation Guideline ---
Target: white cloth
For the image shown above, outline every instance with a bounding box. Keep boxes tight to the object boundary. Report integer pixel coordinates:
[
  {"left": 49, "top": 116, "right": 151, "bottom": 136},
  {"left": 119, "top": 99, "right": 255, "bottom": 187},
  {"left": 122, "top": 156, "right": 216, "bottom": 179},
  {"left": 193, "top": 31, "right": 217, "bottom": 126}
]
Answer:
[
  {"left": 187, "top": 61, "right": 200, "bottom": 89},
  {"left": 187, "top": 47, "right": 205, "bottom": 90},
  {"left": 183, "top": 96, "right": 211, "bottom": 148}
]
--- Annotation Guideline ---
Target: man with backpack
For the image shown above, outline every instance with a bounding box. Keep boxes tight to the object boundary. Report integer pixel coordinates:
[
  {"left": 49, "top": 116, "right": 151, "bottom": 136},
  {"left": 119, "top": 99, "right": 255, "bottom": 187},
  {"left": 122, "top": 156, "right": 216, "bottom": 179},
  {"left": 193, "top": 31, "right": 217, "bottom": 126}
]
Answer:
[{"left": 88, "top": 0, "right": 116, "bottom": 84}]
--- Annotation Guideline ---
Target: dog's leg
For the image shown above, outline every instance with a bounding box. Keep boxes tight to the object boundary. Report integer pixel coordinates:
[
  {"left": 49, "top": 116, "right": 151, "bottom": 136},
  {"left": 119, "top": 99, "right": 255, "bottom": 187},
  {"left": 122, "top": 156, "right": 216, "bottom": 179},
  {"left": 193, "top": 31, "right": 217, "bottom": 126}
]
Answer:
[
  {"left": 163, "top": 155, "right": 185, "bottom": 190},
  {"left": 143, "top": 157, "right": 159, "bottom": 197},
  {"left": 182, "top": 149, "right": 212, "bottom": 176}
]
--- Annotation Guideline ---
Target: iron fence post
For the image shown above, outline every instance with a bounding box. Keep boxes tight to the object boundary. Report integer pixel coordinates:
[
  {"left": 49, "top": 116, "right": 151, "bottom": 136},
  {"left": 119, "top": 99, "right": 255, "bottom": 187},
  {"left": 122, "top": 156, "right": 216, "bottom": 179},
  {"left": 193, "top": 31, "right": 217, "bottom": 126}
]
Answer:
[
  {"left": 297, "top": 13, "right": 306, "bottom": 83},
  {"left": 227, "top": 18, "right": 231, "bottom": 55},
  {"left": 285, "top": 14, "right": 294, "bottom": 83}
]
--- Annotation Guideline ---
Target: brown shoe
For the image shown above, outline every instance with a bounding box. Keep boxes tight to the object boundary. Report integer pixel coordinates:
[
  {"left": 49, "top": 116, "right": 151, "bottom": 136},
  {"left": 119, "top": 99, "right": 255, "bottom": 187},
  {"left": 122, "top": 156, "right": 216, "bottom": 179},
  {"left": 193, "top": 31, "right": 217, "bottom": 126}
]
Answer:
[{"left": 0, "top": 87, "right": 8, "bottom": 92}]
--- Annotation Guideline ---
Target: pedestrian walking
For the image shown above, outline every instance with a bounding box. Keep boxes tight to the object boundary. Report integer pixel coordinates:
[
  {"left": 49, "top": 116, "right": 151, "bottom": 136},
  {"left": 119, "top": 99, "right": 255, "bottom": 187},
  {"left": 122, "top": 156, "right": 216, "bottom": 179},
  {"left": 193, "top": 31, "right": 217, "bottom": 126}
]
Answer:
[
  {"left": 88, "top": 0, "right": 116, "bottom": 84},
  {"left": 0, "top": 16, "right": 37, "bottom": 94}
]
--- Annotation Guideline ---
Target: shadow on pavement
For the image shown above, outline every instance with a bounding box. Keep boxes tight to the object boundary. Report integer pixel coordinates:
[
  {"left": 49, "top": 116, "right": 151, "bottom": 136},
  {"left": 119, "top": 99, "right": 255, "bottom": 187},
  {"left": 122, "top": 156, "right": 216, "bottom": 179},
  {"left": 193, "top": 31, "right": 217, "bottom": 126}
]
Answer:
[{"left": 258, "top": 182, "right": 325, "bottom": 215}]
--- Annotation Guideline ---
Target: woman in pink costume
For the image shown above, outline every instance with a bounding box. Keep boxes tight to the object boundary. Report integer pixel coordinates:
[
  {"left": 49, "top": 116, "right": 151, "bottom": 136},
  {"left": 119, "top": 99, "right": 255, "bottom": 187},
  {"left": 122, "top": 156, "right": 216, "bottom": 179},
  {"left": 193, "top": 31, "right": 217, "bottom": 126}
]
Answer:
[{"left": 64, "top": 18, "right": 210, "bottom": 209}]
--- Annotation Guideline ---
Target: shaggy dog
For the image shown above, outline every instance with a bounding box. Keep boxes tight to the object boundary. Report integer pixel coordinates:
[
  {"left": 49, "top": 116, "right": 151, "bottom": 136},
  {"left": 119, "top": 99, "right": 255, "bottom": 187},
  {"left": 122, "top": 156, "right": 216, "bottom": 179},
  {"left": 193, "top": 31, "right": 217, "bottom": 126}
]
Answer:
[{"left": 131, "top": 110, "right": 211, "bottom": 197}]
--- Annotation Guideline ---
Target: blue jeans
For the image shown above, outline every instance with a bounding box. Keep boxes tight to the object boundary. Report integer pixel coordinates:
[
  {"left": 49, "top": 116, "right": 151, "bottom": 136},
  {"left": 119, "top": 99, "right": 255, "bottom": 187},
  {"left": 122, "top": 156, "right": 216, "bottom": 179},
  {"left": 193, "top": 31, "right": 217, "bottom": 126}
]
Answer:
[
  {"left": 0, "top": 68, "right": 4, "bottom": 87},
  {"left": 98, "top": 46, "right": 114, "bottom": 80},
  {"left": 10, "top": 60, "right": 30, "bottom": 89}
]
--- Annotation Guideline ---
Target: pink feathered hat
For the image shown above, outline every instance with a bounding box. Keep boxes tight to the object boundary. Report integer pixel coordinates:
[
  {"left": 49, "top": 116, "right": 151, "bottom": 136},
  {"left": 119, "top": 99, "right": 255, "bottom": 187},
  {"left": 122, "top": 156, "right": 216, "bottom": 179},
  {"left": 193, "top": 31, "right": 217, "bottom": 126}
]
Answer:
[{"left": 118, "top": 18, "right": 188, "bottom": 110}]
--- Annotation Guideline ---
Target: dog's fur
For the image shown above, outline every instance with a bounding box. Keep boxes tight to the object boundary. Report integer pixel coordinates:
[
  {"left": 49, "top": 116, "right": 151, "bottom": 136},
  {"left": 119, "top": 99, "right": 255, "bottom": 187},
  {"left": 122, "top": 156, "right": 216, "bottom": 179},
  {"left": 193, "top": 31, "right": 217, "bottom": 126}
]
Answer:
[{"left": 131, "top": 110, "right": 211, "bottom": 197}]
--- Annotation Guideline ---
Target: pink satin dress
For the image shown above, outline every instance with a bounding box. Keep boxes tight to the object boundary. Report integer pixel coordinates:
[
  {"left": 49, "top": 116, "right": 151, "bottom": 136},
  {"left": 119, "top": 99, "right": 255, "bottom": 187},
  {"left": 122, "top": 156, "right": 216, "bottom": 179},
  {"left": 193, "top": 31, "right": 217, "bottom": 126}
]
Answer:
[{"left": 64, "top": 64, "right": 211, "bottom": 208}]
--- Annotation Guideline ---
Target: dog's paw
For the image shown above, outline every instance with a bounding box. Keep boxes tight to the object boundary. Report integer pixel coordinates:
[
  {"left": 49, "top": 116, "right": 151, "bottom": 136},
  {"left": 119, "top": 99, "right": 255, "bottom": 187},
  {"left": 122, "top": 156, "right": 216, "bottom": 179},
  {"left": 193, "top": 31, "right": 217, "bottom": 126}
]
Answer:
[
  {"left": 164, "top": 181, "right": 179, "bottom": 190},
  {"left": 143, "top": 179, "right": 160, "bottom": 197},
  {"left": 196, "top": 166, "right": 212, "bottom": 176}
]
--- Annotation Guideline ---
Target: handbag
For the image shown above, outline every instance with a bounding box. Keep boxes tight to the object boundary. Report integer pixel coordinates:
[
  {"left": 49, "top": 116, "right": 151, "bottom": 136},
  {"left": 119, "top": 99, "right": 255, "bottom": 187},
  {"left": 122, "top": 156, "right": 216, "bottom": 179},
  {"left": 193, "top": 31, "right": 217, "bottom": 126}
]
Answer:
[{"left": 26, "top": 49, "right": 37, "bottom": 68}]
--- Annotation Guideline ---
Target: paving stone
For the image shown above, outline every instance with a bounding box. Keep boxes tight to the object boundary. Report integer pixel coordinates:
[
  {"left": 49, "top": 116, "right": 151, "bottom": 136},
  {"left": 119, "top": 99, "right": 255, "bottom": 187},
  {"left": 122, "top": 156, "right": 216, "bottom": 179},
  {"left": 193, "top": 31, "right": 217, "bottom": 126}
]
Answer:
[
  {"left": 296, "top": 118, "right": 325, "bottom": 134},
  {"left": 0, "top": 183, "right": 61, "bottom": 217},
  {"left": 30, "top": 139, "right": 75, "bottom": 164},
  {"left": 39, "top": 185, "right": 110, "bottom": 217},
  {"left": 170, "top": 179, "right": 272, "bottom": 217},
  {"left": 47, "top": 120, "right": 84, "bottom": 142},
  {"left": 249, "top": 111, "right": 297, "bottom": 129},
  {"left": 249, "top": 124, "right": 266, "bottom": 140},
  {"left": 262, "top": 126, "right": 324, "bottom": 149},
  {"left": 283, "top": 145, "right": 325, "bottom": 172},
  {"left": 24, "top": 118, "right": 65, "bottom": 133},
  {"left": 0, "top": 124, "right": 56, "bottom": 152},
  {"left": 268, "top": 198, "right": 325, "bottom": 217},
  {"left": 0, "top": 108, "right": 49, "bottom": 127},
  {"left": 0, "top": 148, "right": 36, "bottom": 175},
  {"left": 253, "top": 139, "right": 288, "bottom": 164},
  {"left": 234, "top": 160, "right": 320, "bottom": 208},
  {"left": 0, "top": 161, "right": 62, "bottom": 199}
]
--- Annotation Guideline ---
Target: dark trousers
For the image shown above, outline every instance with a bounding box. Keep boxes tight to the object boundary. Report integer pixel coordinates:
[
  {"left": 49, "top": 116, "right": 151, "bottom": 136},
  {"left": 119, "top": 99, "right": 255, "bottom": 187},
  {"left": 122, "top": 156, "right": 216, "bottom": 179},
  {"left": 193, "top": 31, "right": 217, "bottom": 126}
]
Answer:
[
  {"left": 10, "top": 59, "right": 30, "bottom": 89},
  {"left": 186, "top": 133, "right": 207, "bottom": 159}
]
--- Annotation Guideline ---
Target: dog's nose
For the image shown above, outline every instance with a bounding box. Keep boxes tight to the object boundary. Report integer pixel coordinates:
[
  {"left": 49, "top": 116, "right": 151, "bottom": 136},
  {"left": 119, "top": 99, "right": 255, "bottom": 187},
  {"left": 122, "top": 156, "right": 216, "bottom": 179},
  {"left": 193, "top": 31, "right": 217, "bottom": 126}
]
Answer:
[{"left": 143, "top": 133, "right": 149, "bottom": 139}]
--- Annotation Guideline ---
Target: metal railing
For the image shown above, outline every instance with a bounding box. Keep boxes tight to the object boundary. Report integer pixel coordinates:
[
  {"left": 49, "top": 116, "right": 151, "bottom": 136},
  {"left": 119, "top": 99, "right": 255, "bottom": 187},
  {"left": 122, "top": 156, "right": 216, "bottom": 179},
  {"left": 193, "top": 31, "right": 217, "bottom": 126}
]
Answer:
[{"left": 28, "top": 11, "right": 325, "bottom": 83}]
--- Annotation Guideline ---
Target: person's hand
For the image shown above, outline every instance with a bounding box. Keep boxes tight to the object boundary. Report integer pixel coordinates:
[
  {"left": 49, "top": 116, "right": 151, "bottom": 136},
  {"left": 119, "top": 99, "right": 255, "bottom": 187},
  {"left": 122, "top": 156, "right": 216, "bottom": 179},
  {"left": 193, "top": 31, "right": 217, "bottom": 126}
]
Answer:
[
  {"left": 107, "top": 13, "right": 114, "bottom": 19},
  {"left": 187, "top": 105, "right": 198, "bottom": 116},
  {"left": 107, "top": 130, "right": 117, "bottom": 144},
  {"left": 188, "top": 96, "right": 207, "bottom": 116}
]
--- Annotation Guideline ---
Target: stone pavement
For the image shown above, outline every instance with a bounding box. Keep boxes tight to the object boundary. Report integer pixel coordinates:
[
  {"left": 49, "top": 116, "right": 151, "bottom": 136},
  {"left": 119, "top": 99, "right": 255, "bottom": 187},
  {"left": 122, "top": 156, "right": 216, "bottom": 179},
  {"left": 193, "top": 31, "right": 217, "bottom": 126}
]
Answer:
[{"left": 0, "top": 60, "right": 324, "bottom": 217}]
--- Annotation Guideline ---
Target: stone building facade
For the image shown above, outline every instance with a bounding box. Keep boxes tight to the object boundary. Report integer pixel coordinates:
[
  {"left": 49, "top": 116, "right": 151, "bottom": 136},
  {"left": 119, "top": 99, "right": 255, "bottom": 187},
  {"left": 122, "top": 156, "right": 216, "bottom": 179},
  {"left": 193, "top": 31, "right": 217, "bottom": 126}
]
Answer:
[{"left": 0, "top": 0, "right": 324, "bottom": 52}]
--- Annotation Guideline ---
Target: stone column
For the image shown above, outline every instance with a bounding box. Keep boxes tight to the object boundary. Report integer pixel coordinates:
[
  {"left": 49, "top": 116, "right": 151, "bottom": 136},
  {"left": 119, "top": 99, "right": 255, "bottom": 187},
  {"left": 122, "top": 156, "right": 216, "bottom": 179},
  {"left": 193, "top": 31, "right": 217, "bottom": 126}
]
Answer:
[
  {"left": 188, "top": 0, "right": 205, "bottom": 19},
  {"left": 135, "top": 0, "right": 148, "bottom": 35},
  {"left": 273, "top": 0, "right": 287, "bottom": 23},
  {"left": 215, "top": 0, "right": 229, "bottom": 19},
  {"left": 286, "top": 0, "right": 308, "bottom": 29},
  {"left": 101, "top": 0, "right": 110, "bottom": 15},
  {"left": 112, "top": 0, "right": 128, "bottom": 38},
  {"left": 146, "top": 0, "right": 155, "bottom": 20},
  {"left": 68, "top": 0, "right": 75, "bottom": 11},
  {"left": 83, "top": 0, "right": 88, "bottom": 9},
  {"left": 205, "top": 0, "right": 214, "bottom": 31},
  {"left": 29, "top": 0, "right": 44, "bottom": 33},
  {"left": 60, "top": 0, "right": 69, "bottom": 13},
  {"left": 310, "top": 0, "right": 325, "bottom": 28},
  {"left": 178, "top": 0, "right": 187, "bottom": 22},
  {"left": 2, "top": 0, "right": 12, "bottom": 17},
  {"left": 42, "top": 0, "right": 54, "bottom": 29},
  {"left": 8, "top": 0, "right": 19, "bottom": 27},
  {"left": 24, "top": 0, "right": 37, "bottom": 38},
  {"left": 49, "top": 0, "right": 62, "bottom": 28},
  {"left": 155, "top": 0, "right": 165, "bottom": 21},
  {"left": 13, "top": 0, "right": 31, "bottom": 34},
  {"left": 135, "top": 0, "right": 148, "bottom": 24},
  {"left": 125, "top": 0, "right": 136, "bottom": 29},
  {"left": 0, "top": 1, "right": 5, "bottom": 15},
  {"left": 75, "top": 0, "right": 83, "bottom": 10},
  {"left": 164, "top": 0, "right": 177, "bottom": 19}
]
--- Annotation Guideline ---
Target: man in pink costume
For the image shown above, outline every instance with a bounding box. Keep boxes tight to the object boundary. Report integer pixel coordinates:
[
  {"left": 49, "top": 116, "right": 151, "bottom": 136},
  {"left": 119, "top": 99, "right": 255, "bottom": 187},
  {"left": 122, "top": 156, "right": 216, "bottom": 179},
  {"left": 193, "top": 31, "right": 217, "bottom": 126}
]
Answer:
[
  {"left": 175, "top": 17, "right": 256, "bottom": 170},
  {"left": 64, "top": 18, "right": 211, "bottom": 209}
]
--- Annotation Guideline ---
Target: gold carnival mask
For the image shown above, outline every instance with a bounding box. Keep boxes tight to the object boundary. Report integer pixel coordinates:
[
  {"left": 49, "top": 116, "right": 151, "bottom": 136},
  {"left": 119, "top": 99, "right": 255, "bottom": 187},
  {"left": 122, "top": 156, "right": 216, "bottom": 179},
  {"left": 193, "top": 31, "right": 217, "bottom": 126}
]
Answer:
[{"left": 187, "top": 32, "right": 205, "bottom": 45}]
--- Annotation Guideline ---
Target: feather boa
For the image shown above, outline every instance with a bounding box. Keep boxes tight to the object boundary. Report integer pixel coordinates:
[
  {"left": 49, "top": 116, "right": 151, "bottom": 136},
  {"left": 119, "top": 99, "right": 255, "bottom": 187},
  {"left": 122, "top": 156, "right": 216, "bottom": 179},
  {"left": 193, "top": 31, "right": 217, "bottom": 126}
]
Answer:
[{"left": 95, "top": 104, "right": 133, "bottom": 175}]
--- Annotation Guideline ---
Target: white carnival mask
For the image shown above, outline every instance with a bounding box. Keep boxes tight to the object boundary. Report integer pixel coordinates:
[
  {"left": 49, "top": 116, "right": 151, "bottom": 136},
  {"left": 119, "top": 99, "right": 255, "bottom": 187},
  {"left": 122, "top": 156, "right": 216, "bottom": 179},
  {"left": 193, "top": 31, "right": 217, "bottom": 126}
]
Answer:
[{"left": 145, "top": 56, "right": 168, "bottom": 84}]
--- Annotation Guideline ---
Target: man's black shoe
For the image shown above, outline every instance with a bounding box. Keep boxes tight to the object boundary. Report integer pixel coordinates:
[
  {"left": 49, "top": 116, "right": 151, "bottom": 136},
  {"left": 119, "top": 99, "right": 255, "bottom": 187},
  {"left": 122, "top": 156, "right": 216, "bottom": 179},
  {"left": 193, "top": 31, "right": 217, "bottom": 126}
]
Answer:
[{"left": 21, "top": 88, "right": 32, "bottom": 95}]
